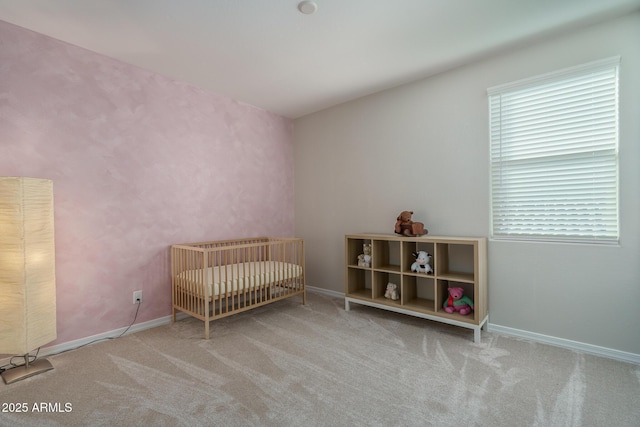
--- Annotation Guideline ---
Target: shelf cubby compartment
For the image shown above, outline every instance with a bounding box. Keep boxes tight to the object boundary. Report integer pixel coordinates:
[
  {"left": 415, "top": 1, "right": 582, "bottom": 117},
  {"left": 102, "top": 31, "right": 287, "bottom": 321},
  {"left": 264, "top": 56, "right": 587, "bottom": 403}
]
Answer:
[
  {"left": 435, "top": 242, "right": 476, "bottom": 282},
  {"left": 346, "top": 266, "right": 372, "bottom": 300},
  {"left": 402, "top": 240, "right": 436, "bottom": 274},
  {"left": 402, "top": 274, "right": 436, "bottom": 313},
  {"left": 372, "top": 239, "right": 401, "bottom": 272},
  {"left": 437, "top": 279, "right": 478, "bottom": 323},
  {"left": 346, "top": 237, "right": 373, "bottom": 268},
  {"left": 372, "top": 271, "right": 401, "bottom": 305}
]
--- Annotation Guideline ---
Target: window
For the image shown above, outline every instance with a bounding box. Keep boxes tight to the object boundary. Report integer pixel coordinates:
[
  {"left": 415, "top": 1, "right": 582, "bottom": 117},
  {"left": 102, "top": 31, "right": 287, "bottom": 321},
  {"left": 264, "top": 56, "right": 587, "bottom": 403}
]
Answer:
[{"left": 488, "top": 57, "right": 619, "bottom": 243}]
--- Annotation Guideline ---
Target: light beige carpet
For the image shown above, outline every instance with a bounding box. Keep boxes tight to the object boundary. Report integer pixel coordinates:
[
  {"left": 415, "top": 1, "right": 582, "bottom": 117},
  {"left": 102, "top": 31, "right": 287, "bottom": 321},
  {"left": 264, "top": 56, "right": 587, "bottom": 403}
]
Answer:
[{"left": 1, "top": 291, "right": 638, "bottom": 427}]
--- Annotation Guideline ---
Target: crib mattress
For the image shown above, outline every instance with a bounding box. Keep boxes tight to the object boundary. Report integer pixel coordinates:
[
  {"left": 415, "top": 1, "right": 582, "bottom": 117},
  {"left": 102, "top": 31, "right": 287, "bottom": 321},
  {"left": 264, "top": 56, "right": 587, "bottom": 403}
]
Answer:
[{"left": 178, "top": 261, "right": 303, "bottom": 297}]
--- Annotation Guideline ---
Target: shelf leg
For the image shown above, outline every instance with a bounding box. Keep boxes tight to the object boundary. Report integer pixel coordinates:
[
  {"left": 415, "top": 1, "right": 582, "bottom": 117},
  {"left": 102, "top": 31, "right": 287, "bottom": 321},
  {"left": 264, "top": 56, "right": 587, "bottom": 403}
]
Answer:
[
  {"left": 474, "top": 327, "right": 481, "bottom": 344},
  {"left": 344, "top": 299, "right": 350, "bottom": 311}
]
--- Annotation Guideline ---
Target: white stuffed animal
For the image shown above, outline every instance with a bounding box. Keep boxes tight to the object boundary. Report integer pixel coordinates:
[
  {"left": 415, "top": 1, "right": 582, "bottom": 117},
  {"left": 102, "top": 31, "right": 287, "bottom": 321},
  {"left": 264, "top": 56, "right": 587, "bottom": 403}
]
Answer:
[
  {"left": 411, "top": 251, "right": 433, "bottom": 274},
  {"left": 384, "top": 282, "right": 399, "bottom": 300}
]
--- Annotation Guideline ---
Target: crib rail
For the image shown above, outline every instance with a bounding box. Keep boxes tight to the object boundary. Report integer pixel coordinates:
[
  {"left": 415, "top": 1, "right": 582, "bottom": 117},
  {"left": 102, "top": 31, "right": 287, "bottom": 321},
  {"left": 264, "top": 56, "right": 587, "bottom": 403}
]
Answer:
[{"left": 171, "top": 237, "right": 305, "bottom": 339}]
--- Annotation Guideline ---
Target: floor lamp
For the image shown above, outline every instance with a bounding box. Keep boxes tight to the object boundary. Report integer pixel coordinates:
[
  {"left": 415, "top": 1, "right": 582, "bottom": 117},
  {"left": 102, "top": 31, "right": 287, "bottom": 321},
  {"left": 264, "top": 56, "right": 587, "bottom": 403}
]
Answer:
[{"left": 0, "top": 177, "right": 57, "bottom": 384}]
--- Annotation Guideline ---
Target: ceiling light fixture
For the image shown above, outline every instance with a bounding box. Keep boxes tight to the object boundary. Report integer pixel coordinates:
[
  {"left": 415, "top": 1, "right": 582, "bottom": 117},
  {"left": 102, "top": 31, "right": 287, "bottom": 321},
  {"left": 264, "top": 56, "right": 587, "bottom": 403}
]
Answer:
[{"left": 298, "top": 1, "right": 318, "bottom": 15}]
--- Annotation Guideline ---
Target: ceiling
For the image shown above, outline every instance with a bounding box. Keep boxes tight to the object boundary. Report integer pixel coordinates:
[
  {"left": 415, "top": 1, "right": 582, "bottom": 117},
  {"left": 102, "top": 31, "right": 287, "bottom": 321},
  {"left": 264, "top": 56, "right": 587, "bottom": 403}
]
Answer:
[{"left": 1, "top": 0, "right": 639, "bottom": 118}]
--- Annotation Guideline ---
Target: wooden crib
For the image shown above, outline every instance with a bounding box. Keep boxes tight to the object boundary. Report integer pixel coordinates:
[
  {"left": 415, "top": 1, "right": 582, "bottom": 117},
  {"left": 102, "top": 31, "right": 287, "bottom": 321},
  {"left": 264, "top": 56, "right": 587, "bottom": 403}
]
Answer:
[{"left": 171, "top": 237, "right": 305, "bottom": 339}]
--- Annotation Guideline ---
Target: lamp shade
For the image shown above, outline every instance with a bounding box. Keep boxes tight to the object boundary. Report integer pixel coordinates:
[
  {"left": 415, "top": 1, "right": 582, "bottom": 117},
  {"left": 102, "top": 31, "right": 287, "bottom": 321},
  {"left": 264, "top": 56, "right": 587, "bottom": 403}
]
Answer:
[{"left": 0, "top": 177, "right": 56, "bottom": 355}]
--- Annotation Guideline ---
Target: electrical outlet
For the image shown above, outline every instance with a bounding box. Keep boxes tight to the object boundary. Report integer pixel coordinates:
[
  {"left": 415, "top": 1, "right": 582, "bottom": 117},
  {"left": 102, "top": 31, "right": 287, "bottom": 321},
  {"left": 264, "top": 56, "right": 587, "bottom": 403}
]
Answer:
[{"left": 133, "top": 290, "right": 142, "bottom": 304}]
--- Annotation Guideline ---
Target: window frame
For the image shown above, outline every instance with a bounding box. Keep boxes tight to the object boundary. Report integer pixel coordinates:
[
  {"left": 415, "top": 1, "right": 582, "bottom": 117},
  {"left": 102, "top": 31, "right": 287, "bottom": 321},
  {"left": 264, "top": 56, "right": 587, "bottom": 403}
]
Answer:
[{"left": 488, "top": 57, "right": 620, "bottom": 244}]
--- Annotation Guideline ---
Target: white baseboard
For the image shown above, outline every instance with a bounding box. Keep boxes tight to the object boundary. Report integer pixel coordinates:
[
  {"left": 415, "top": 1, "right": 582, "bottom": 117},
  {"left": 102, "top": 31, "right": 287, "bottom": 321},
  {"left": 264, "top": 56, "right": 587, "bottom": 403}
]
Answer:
[
  {"left": 308, "top": 287, "right": 640, "bottom": 365},
  {"left": 6, "top": 287, "right": 636, "bottom": 367},
  {"left": 306, "top": 285, "right": 344, "bottom": 298},
  {"left": 38, "top": 290, "right": 337, "bottom": 359},
  {"left": 33, "top": 312, "right": 189, "bottom": 361},
  {"left": 488, "top": 323, "right": 640, "bottom": 365},
  {"left": 0, "top": 313, "right": 188, "bottom": 366}
]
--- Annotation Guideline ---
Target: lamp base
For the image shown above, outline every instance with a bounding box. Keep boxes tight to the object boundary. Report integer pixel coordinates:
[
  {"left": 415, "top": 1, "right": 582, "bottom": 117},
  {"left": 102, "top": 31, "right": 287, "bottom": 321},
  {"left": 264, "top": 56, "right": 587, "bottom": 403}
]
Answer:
[{"left": 1, "top": 358, "right": 54, "bottom": 384}]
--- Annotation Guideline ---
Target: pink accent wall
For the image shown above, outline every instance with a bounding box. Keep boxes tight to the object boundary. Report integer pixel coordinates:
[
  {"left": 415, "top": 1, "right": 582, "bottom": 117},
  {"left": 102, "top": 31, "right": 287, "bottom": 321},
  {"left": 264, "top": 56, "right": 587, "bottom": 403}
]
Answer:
[{"left": 0, "top": 21, "right": 294, "bottom": 345}]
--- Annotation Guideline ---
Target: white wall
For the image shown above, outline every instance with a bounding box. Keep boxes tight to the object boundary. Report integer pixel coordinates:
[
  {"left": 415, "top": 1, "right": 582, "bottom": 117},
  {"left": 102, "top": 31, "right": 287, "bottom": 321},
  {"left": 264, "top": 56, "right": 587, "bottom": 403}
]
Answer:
[{"left": 293, "top": 12, "right": 640, "bottom": 357}]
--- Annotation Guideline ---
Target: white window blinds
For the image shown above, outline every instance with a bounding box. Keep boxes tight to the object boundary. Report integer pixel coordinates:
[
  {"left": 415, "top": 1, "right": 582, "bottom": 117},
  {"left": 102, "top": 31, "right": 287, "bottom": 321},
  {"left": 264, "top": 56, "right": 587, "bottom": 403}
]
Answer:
[{"left": 488, "top": 57, "right": 619, "bottom": 243}]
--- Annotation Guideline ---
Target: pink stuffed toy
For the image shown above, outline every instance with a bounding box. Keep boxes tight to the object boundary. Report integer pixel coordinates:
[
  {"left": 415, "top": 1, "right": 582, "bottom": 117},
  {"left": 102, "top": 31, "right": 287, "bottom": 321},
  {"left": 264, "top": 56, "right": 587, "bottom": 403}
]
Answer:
[{"left": 443, "top": 287, "right": 474, "bottom": 315}]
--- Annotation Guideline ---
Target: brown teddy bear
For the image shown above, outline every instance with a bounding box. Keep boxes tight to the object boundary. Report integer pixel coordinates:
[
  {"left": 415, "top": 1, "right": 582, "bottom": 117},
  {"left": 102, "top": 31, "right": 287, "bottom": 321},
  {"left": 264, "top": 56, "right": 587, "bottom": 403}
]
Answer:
[{"left": 394, "top": 210, "right": 428, "bottom": 236}]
